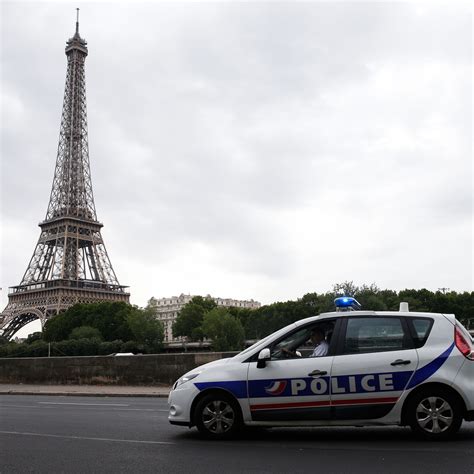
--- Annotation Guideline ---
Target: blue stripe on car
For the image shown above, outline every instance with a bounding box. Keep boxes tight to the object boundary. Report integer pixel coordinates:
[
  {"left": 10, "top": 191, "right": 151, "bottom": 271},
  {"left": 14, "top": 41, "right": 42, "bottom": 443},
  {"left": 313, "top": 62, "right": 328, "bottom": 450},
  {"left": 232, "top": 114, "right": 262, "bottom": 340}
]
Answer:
[
  {"left": 194, "top": 381, "right": 248, "bottom": 398},
  {"left": 406, "top": 343, "right": 455, "bottom": 389}
]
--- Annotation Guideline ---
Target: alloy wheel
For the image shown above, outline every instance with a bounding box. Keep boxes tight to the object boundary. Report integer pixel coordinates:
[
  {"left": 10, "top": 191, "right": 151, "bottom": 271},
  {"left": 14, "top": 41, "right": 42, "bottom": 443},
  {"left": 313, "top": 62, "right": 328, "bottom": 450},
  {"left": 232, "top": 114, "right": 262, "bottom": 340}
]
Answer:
[
  {"left": 201, "top": 400, "right": 235, "bottom": 434},
  {"left": 415, "top": 396, "right": 454, "bottom": 434}
]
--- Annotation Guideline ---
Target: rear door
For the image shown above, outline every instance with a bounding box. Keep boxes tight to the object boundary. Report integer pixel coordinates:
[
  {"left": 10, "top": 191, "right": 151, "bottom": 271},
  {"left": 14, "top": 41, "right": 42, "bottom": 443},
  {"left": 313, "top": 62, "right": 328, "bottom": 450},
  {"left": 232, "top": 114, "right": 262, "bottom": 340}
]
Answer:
[{"left": 330, "top": 316, "right": 419, "bottom": 420}]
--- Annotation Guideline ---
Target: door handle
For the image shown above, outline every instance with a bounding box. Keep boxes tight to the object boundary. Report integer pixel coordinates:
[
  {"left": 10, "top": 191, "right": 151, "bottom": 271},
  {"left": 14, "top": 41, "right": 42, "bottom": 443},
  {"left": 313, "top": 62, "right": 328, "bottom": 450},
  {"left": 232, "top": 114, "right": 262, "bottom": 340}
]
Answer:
[
  {"left": 390, "top": 359, "right": 411, "bottom": 366},
  {"left": 308, "top": 370, "right": 328, "bottom": 377}
]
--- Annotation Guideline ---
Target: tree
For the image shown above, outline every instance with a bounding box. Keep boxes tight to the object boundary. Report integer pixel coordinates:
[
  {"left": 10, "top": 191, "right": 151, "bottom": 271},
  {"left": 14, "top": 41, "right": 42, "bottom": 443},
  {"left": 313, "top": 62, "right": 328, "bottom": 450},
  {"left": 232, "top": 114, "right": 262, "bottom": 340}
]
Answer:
[
  {"left": 127, "top": 307, "right": 164, "bottom": 350},
  {"left": 201, "top": 308, "right": 245, "bottom": 351},
  {"left": 25, "top": 332, "right": 43, "bottom": 344},
  {"left": 43, "top": 302, "right": 134, "bottom": 342},
  {"left": 332, "top": 281, "right": 360, "bottom": 297},
  {"left": 40, "top": 302, "right": 164, "bottom": 354},
  {"left": 69, "top": 326, "right": 103, "bottom": 341},
  {"left": 173, "top": 296, "right": 217, "bottom": 341}
]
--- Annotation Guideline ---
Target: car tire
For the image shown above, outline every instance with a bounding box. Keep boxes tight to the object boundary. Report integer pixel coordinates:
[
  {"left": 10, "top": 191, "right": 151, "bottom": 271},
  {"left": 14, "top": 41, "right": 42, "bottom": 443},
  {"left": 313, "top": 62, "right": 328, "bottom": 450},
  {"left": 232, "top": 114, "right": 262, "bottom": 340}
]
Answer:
[
  {"left": 194, "top": 392, "right": 243, "bottom": 440},
  {"left": 407, "top": 388, "right": 463, "bottom": 440}
]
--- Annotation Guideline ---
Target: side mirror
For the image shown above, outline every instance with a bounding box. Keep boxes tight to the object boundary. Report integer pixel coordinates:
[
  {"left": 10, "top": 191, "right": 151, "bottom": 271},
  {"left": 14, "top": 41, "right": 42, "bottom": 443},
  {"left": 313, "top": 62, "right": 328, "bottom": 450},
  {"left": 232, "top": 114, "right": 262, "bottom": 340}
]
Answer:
[{"left": 257, "top": 348, "right": 271, "bottom": 369}]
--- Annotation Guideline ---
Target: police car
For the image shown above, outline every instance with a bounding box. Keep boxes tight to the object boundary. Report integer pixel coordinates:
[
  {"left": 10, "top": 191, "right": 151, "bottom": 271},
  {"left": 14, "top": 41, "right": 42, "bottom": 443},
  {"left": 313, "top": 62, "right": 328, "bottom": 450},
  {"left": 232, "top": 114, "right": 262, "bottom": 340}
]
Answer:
[{"left": 168, "top": 298, "right": 474, "bottom": 440}]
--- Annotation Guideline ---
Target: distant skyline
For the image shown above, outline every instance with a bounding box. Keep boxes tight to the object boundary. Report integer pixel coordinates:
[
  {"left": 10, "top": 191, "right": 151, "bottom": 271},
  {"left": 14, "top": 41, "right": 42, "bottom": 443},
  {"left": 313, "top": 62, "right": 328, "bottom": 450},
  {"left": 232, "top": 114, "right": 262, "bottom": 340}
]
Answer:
[{"left": 1, "top": 2, "right": 472, "bottom": 336}]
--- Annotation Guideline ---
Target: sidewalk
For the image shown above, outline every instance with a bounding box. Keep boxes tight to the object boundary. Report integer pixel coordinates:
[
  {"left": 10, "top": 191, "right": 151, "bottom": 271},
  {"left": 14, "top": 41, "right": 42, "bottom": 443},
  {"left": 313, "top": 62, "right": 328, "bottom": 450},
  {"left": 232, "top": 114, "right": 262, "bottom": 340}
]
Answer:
[{"left": 0, "top": 383, "right": 171, "bottom": 397}]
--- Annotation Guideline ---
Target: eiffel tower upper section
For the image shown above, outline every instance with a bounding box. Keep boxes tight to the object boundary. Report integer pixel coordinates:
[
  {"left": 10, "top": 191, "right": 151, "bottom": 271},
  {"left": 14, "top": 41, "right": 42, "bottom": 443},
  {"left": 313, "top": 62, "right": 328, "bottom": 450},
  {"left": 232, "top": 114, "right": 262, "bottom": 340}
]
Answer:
[{"left": 1, "top": 12, "right": 129, "bottom": 339}]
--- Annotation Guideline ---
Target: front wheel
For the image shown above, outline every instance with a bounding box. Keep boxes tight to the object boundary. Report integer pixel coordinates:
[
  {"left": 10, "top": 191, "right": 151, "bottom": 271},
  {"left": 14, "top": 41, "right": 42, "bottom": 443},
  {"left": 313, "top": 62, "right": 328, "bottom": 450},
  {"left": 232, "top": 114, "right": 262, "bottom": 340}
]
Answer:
[
  {"left": 407, "top": 389, "right": 463, "bottom": 440},
  {"left": 194, "top": 393, "right": 243, "bottom": 440}
]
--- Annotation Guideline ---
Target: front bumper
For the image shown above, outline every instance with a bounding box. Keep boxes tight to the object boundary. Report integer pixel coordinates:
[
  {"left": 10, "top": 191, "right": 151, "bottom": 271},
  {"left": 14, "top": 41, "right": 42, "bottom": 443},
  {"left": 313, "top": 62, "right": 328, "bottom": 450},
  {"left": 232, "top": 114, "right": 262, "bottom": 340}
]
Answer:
[
  {"left": 167, "top": 382, "right": 199, "bottom": 426},
  {"left": 169, "top": 420, "right": 191, "bottom": 427}
]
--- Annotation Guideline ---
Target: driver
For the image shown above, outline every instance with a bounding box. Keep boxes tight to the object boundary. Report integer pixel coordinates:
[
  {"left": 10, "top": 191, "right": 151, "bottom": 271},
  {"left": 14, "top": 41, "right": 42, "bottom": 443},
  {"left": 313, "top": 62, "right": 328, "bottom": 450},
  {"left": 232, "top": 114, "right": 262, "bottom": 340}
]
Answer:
[
  {"left": 309, "top": 327, "right": 329, "bottom": 357},
  {"left": 281, "top": 327, "right": 329, "bottom": 358}
]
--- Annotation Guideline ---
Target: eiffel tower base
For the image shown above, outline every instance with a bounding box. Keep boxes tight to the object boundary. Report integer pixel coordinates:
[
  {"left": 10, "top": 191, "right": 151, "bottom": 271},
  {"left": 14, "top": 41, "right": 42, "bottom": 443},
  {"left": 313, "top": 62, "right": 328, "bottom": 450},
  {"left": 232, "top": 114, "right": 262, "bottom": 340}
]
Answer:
[{"left": 0, "top": 283, "right": 129, "bottom": 340}]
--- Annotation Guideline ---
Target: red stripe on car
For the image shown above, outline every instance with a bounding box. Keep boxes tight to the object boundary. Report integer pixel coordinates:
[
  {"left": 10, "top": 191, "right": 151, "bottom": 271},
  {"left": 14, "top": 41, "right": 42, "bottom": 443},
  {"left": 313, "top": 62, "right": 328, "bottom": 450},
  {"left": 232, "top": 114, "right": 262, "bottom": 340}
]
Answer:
[{"left": 250, "top": 396, "right": 398, "bottom": 411}]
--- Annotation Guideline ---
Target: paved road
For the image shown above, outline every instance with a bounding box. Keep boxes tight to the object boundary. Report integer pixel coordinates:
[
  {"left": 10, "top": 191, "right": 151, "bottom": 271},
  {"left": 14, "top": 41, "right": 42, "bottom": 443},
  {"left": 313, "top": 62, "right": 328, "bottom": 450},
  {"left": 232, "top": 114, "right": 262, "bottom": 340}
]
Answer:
[{"left": 1, "top": 395, "right": 473, "bottom": 474}]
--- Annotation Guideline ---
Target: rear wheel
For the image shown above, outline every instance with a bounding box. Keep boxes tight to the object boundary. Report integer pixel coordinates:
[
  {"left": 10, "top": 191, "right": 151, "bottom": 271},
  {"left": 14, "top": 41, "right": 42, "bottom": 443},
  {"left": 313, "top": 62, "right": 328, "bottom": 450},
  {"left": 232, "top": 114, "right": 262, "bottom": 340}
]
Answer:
[
  {"left": 407, "top": 389, "right": 463, "bottom": 440},
  {"left": 194, "top": 393, "right": 242, "bottom": 440}
]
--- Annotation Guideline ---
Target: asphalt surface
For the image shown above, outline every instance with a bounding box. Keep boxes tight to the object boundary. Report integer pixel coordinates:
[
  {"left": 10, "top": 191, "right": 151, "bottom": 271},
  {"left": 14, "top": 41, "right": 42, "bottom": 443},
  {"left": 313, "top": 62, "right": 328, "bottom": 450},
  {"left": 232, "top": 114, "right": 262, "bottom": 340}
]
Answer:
[{"left": 1, "top": 395, "right": 473, "bottom": 474}]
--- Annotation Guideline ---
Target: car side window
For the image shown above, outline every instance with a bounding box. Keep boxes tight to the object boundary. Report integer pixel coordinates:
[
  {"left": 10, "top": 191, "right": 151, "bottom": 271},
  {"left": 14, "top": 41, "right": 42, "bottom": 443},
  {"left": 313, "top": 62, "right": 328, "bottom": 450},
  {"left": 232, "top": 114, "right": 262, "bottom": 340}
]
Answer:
[
  {"left": 270, "top": 326, "right": 312, "bottom": 359},
  {"left": 343, "top": 317, "right": 411, "bottom": 355},
  {"left": 408, "top": 317, "right": 434, "bottom": 348},
  {"left": 269, "top": 320, "right": 336, "bottom": 360}
]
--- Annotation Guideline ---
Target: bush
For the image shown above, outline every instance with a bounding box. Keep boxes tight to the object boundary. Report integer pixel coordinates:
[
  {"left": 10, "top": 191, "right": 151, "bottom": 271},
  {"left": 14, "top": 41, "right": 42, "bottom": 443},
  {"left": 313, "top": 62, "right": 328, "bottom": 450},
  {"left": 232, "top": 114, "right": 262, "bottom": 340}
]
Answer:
[
  {"left": 0, "top": 341, "right": 49, "bottom": 358},
  {"left": 97, "top": 340, "right": 125, "bottom": 355}
]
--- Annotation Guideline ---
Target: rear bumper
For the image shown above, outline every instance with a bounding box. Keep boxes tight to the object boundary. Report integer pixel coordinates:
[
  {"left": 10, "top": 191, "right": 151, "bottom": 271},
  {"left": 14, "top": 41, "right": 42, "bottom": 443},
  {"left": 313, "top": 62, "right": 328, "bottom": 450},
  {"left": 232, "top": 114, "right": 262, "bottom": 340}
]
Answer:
[{"left": 464, "top": 410, "right": 474, "bottom": 422}]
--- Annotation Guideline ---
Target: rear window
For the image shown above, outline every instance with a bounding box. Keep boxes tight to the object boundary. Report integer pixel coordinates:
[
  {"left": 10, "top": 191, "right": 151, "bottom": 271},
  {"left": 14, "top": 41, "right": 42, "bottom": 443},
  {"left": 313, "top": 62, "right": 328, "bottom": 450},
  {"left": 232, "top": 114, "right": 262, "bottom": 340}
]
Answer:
[{"left": 408, "top": 317, "right": 434, "bottom": 348}]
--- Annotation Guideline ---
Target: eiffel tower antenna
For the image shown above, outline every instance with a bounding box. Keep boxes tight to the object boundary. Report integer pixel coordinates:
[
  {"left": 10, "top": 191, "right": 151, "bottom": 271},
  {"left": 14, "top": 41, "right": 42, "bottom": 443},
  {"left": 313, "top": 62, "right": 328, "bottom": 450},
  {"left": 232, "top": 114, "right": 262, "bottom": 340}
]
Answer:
[{"left": 0, "top": 12, "right": 129, "bottom": 340}]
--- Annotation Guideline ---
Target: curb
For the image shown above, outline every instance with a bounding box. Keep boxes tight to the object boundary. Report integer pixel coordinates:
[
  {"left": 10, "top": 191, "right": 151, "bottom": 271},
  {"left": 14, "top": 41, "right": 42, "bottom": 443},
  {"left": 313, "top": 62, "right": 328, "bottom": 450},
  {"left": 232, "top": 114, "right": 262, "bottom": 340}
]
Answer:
[{"left": 0, "top": 391, "right": 170, "bottom": 398}]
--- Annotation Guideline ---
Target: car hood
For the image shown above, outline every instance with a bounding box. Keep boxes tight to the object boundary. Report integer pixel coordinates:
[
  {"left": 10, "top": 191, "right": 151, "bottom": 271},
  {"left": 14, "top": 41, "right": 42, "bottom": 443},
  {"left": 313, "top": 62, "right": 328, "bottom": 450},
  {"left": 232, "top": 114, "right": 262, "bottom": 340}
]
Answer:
[
  {"left": 178, "top": 357, "right": 232, "bottom": 381},
  {"left": 193, "top": 357, "right": 232, "bottom": 373}
]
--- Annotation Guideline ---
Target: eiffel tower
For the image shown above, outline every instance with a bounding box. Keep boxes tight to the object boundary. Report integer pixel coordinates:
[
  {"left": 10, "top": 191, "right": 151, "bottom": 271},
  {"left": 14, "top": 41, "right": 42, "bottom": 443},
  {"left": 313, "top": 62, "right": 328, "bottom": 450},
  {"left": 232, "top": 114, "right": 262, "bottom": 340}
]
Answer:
[{"left": 0, "top": 11, "right": 129, "bottom": 340}]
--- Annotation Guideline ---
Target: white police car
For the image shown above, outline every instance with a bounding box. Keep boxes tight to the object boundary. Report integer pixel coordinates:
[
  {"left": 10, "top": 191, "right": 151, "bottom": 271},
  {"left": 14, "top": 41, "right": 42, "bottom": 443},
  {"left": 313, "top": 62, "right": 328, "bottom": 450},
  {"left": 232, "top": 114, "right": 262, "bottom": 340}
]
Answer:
[{"left": 168, "top": 298, "right": 474, "bottom": 440}]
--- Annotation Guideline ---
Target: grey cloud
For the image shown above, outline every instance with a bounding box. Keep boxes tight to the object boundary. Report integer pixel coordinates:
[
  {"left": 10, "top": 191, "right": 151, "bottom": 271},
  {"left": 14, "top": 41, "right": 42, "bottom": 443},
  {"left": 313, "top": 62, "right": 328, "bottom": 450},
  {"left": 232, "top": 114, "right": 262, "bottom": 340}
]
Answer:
[{"left": 1, "top": 2, "right": 472, "bottom": 312}]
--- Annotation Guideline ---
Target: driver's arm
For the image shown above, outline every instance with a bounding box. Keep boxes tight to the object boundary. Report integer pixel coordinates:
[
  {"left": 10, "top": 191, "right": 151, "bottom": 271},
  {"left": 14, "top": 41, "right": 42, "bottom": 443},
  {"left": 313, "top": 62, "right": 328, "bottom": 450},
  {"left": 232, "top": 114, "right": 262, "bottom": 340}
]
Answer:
[{"left": 282, "top": 347, "right": 301, "bottom": 357}]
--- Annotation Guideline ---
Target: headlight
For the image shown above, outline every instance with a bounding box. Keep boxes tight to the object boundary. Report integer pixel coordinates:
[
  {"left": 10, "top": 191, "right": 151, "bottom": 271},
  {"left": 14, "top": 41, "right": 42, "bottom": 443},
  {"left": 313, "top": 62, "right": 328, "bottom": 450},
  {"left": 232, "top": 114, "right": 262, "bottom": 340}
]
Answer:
[{"left": 174, "top": 372, "right": 201, "bottom": 389}]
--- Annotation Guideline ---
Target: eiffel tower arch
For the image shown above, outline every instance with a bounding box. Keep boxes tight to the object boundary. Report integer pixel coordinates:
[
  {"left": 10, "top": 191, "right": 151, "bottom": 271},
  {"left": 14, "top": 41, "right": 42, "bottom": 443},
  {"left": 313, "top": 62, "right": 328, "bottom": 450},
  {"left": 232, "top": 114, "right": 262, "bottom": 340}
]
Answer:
[{"left": 1, "top": 12, "right": 129, "bottom": 340}]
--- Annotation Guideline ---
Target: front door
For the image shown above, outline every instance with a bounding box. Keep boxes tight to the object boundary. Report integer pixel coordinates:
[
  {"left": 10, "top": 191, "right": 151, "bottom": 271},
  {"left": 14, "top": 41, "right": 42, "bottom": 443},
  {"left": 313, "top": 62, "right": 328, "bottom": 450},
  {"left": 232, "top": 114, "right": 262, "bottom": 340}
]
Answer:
[
  {"left": 330, "top": 316, "right": 419, "bottom": 420},
  {"left": 247, "top": 323, "right": 336, "bottom": 422}
]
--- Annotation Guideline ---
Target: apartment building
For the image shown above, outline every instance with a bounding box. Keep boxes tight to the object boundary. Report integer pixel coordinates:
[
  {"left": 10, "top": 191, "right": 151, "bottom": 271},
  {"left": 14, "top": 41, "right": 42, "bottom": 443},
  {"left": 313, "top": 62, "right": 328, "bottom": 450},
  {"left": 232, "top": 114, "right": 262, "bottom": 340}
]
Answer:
[{"left": 149, "top": 293, "right": 261, "bottom": 343}]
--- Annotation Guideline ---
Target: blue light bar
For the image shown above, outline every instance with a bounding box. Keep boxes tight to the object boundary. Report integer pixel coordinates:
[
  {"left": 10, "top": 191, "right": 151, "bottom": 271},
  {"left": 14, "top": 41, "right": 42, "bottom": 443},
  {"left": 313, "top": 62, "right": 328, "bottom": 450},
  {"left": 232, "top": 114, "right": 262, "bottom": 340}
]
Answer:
[{"left": 334, "top": 296, "right": 362, "bottom": 310}]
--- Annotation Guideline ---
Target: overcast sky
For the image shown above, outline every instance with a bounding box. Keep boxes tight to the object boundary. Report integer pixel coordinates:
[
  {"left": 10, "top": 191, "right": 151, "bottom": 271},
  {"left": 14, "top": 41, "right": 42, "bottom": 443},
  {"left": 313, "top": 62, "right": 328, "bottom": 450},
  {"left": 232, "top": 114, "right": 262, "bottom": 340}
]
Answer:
[{"left": 1, "top": 1, "right": 472, "bottom": 334}]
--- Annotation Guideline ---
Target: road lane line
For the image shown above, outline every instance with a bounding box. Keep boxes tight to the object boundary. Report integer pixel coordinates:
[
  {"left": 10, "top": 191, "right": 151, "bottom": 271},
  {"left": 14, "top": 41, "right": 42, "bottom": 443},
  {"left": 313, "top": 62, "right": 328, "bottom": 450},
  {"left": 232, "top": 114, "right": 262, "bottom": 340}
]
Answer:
[
  {"left": 0, "top": 404, "right": 39, "bottom": 408},
  {"left": 0, "top": 430, "right": 175, "bottom": 445},
  {"left": 38, "top": 402, "right": 129, "bottom": 407},
  {"left": 1, "top": 403, "right": 167, "bottom": 412}
]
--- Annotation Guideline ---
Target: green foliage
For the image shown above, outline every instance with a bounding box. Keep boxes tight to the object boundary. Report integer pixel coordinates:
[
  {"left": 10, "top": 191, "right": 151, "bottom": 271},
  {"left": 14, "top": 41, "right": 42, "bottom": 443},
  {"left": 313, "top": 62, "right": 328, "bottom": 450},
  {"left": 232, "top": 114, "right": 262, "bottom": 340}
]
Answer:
[
  {"left": 96, "top": 340, "right": 124, "bottom": 355},
  {"left": 69, "top": 326, "right": 103, "bottom": 341},
  {"left": 0, "top": 338, "right": 165, "bottom": 358},
  {"left": 25, "top": 332, "right": 43, "bottom": 344},
  {"left": 43, "top": 302, "right": 136, "bottom": 342},
  {"left": 201, "top": 308, "right": 245, "bottom": 351},
  {"left": 127, "top": 307, "right": 164, "bottom": 350},
  {"left": 2, "top": 286, "right": 473, "bottom": 357},
  {"left": 243, "top": 285, "right": 474, "bottom": 340},
  {"left": 0, "top": 340, "right": 49, "bottom": 358},
  {"left": 173, "top": 296, "right": 217, "bottom": 341},
  {"left": 6, "top": 301, "right": 167, "bottom": 357}
]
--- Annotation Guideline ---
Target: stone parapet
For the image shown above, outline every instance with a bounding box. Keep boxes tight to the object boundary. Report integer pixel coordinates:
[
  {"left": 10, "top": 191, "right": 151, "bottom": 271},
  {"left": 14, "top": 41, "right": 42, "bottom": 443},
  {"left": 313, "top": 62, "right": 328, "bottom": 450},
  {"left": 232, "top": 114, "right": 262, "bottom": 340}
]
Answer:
[{"left": 0, "top": 352, "right": 237, "bottom": 386}]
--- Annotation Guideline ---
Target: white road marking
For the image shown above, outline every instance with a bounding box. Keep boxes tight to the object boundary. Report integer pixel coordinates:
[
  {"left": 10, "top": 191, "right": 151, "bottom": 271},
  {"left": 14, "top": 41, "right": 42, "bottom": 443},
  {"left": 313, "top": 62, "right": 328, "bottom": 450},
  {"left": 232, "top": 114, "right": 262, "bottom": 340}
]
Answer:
[
  {"left": 38, "top": 402, "right": 129, "bottom": 407},
  {"left": 0, "top": 402, "right": 167, "bottom": 412},
  {"left": 0, "top": 430, "right": 175, "bottom": 445},
  {"left": 0, "top": 404, "right": 39, "bottom": 409}
]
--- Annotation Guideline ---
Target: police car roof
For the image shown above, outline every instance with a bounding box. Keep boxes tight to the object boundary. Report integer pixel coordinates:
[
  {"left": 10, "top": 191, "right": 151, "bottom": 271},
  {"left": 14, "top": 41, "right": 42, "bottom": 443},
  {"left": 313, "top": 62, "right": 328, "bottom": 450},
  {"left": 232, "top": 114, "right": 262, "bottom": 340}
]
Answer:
[{"left": 295, "top": 310, "right": 447, "bottom": 326}]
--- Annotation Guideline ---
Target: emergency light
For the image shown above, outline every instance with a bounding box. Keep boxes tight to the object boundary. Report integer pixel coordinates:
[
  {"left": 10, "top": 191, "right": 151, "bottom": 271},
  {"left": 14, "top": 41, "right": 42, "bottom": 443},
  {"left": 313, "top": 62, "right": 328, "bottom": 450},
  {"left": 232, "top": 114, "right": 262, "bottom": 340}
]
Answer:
[{"left": 334, "top": 296, "right": 361, "bottom": 311}]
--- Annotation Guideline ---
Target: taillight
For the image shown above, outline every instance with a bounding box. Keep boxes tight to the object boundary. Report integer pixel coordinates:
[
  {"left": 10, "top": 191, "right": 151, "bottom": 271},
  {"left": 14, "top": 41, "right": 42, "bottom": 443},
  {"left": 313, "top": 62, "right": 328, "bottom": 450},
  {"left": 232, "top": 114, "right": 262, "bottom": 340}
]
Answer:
[{"left": 455, "top": 327, "right": 474, "bottom": 360}]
